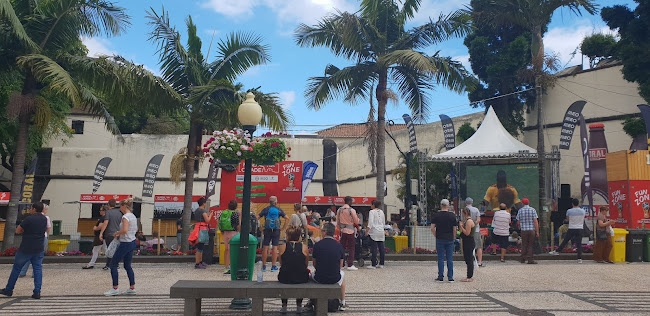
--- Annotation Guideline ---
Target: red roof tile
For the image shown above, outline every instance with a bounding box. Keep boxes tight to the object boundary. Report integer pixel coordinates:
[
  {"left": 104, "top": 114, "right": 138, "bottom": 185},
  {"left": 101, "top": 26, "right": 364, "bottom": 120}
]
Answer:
[{"left": 317, "top": 123, "right": 409, "bottom": 138}]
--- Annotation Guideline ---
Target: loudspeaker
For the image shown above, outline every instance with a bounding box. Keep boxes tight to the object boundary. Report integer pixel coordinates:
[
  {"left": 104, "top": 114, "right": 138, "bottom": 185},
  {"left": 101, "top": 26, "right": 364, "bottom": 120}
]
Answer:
[{"left": 561, "top": 184, "right": 571, "bottom": 199}]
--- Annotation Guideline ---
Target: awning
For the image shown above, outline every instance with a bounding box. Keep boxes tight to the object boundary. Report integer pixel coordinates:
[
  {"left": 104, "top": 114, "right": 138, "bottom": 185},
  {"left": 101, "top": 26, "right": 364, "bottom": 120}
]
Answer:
[
  {"left": 64, "top": 194, "right": 133, "bottom": 204},
  {"left": 302, "top": 196, "right": 373, "bottom": 206}
]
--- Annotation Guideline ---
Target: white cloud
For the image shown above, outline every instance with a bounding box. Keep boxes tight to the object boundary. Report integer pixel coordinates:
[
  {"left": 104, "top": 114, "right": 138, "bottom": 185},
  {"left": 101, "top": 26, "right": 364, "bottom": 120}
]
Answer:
[
  {"left": 81, "top": 37, "right": 116, "bottom": 57},
  {"left": 454, "top": 54, "right": 471, "bottom": 73},
  {"left": 278, "top": 91, "right": 296, "bottom": 109},
  {"left": 543, "top": 22, "right": 616, "bottom": 68},
  {"left": 410, "top": 0, "right": 469, "bottom": 25},
  {"left": 200, "top": 0, "right": 258, "bottom": 18}
]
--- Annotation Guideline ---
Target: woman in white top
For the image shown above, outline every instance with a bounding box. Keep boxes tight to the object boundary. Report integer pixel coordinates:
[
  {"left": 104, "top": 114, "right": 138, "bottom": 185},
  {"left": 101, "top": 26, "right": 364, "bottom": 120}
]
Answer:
[
  {"left": 104, "top": 198, "right": 138, "bottom": 296},
  {"left": 366, "top": 200, "right": 386, "bottom": 268}
]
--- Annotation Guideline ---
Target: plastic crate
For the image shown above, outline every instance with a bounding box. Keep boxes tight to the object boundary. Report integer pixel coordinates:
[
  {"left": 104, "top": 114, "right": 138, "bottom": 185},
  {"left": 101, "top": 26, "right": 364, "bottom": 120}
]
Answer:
[{"left": 48, "top": 239, "right": 70, "bottom": 253}]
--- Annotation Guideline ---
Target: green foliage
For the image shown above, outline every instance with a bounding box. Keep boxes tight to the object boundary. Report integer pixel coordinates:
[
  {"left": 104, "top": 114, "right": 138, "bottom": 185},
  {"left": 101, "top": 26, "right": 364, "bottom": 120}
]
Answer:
[
  {"left": 622, "top": 116, "right": 646, "bottom": 138},
  {"left": 602, "top": 2, "right": 650, "bottom": 103},
  {"left": 113, "top": 109, "right": 188, "bottom": 134},
  {"left": 456, "top": 122, "right": 476, "bottom": 144},
  {"left": 581, "top": 33, "right": 617, "bottom": 68},
  {"left": 465, "top": 0, "right": 535, "bottom": 136},
  {"left": 251, "top": 137, "right": 289, "bottom": 165}
]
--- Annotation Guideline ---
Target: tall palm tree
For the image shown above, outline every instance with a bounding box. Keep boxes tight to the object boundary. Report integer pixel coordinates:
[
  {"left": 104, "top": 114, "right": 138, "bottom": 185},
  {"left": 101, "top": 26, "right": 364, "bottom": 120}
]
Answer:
[
  {"left": 477, "top": 0, "right": 597, "bottom": 245},
  {"left": 295, "top": 0, "right": 475, "bottom": 206},
  {"left": 0, "top": 0, "right": 176, "bottom": 249},
  {"left": 146, "top": 8, "right": 292, "bottom": 251}
]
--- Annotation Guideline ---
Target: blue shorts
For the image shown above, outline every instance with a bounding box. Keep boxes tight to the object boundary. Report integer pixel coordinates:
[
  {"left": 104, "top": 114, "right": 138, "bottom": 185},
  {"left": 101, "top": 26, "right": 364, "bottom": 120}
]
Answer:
[{"left": 262, "top": 229, "right": 281, "bottom": 246}]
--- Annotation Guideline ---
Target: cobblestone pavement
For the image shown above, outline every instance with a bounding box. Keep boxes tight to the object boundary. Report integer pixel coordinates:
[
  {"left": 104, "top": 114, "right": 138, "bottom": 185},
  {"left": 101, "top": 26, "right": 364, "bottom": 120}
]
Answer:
[{"left": 0, "top": 260, "right": 648, "bottom": 315}]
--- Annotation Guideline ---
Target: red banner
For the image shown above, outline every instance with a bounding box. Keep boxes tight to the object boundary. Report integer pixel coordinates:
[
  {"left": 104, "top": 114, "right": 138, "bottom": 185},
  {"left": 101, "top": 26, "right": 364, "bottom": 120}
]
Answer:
[
  {"left": 220, "top": 161, "right": 303, "bottom": 205},
  {"left": 154, "top": 195, "right": 203, "bottom": 202},
  {"left": 80, "top": 194, "right": 132, "bottom": 203},
  {"left": 0, "top": 192, "right": 9, "bottom": 204},
  {"left": 301, "top": 196, "right": 373, "bottom": 206},
  {"left": 609, "top": 181, "right": 631, "bottom": 227},
  {"left": 629, "top": 180, "right": 650, "bottom": 227}
]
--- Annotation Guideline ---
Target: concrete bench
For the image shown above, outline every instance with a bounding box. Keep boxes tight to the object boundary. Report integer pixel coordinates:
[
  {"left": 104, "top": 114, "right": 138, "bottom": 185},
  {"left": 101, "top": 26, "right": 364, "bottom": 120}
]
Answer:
[{"left": 170, "top": 280, "right": 341, "bottom": 316}]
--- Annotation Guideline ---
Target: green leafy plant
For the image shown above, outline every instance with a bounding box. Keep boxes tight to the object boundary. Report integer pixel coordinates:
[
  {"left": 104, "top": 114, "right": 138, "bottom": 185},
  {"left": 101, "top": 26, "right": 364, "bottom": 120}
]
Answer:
[
  {"left": 251, "top": 133, "right": 291, "bottom": 164},
  {"left": 203, "top": 128, "right": 253, "bottom": 163}
]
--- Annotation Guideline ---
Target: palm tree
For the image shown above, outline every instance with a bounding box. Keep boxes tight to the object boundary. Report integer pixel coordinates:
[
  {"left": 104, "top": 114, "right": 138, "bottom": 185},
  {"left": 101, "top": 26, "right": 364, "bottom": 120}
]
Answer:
[
  {"left": 146, "top": 8, "right": 292, "bottom": 251},
  {"left": 0, "top": 0, "right": 176, "bottom": 249},
  {"left": 476, "top": 0, "right": 597, "bottom": 245},
  {"left": 295, "top": 0, "right": 475, "bottom": 206}
]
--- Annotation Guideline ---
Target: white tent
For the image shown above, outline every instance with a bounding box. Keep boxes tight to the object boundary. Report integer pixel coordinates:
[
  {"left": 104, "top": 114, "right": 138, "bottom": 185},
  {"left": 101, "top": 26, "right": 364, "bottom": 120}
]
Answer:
[{"left": 428, "top": 106, "right": 536, "bottom": 161}]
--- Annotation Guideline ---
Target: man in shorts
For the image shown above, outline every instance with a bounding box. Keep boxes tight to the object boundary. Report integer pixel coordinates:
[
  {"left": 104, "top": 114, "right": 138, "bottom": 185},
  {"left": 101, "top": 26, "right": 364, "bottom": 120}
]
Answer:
[
  {"left": 311, "top": 223, "right": 347, "bottom": 311},
  {"left": 258, "top": 196, "right": 287, "bottom": 272},
  {"left": 491, "top": 203, "right": 512, "bottom": 262}
]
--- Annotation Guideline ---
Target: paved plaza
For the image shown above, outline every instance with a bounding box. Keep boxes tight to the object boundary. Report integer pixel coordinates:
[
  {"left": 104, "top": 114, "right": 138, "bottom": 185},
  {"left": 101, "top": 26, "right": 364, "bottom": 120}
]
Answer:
[{"left": 0, "top": 260, "right": 648, "bottom": 315}]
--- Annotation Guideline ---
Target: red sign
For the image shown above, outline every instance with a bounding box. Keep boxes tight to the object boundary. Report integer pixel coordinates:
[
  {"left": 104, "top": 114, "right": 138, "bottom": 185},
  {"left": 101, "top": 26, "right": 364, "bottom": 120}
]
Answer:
[
  {"left": 154, "top": 195, "right": 203, "bottom": 202},
  {"left": 208, "top": 207, "right": 225, "bottom": 229},
  {"left": 589, "top": 148, "right": 607, "bottom": 161},
  {"left": 301, "top": 196, "right": 373, "bottom": 206},
  {"left": 609, "top": 181, "right": 630, "bottom": 228},
  {"left": 629, "top": 180, "right": 650, "bottom": 228},
  {"left": 80, "top": 194, "right": 132, "bottom": 203},
  {"left": 220, "top": 161, "right": 303, "bottom": 204},
  {"left": 0, "top": 192, "right": 9, "bottom": 204}
]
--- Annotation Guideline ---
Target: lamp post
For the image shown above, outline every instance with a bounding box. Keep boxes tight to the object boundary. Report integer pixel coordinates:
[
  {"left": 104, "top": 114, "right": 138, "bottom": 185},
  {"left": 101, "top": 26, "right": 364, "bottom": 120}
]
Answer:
[{"left": 230, "top": 92, "right": 262, "bottom": 310}]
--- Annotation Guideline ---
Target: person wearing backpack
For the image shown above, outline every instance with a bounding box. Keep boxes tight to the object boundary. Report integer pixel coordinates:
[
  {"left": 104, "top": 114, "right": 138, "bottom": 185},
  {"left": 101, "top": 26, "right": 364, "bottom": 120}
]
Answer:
[
  {"left": 258, "top": 196, "right": 287, "bottom": 272},
  {"left": 219, "top": 200, "right": 241, "bottom": 275},
  {"left": 336, "top": 196, "right": 360, "bottom": 270}
]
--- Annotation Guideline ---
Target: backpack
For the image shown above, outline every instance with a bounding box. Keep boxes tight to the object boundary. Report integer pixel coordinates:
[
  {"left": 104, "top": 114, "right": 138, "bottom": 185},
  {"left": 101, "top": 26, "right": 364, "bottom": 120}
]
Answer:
[
  {"left": 250, "top": 212, "right": 260, "bottom": 236},
  {"left": 219, "top": 210, "right": 235, "bottom": 231},
  {"left": 265, "top": 206, "right": 281, "bottom": 229}
]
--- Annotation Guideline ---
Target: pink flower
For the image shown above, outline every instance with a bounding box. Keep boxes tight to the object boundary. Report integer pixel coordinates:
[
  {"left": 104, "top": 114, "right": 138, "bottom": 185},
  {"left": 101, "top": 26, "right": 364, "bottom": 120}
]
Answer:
[
  {"left": 288, "top": 147, "right": 292, "bottom": 151},
  {"left": 249, "top": 147, "right": 253, "bottom": 151},
  {"left": 236, "top": 151, "right": 242, "bottom": 156},
  {"left": 202, "top": 148, "right": 209, "bottom": 152}
]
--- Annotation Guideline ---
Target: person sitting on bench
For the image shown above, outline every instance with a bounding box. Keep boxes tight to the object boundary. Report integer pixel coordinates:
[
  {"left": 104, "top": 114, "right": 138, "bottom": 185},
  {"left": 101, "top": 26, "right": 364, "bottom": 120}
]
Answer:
[
  {"left": 278, "top": 227, "right": 309, "bottom": 313},
  {"left": 309, "top": 223, "right": 347, "bottom": 311}
]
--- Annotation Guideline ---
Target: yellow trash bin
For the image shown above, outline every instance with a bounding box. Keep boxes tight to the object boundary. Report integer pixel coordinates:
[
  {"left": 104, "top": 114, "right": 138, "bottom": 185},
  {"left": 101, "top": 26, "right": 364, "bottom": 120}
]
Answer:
[
  {"left": 394, "top": 236, "right": 408, "bottom": 253},
  {"left": 217, "top": 231, "right": 226, "bottom": 265},
  {"left": 48, "top": 239, "right": 70, "bottom": 253},
  {"left": 610, "top": 228, "right": 629, "bottom": 263}
]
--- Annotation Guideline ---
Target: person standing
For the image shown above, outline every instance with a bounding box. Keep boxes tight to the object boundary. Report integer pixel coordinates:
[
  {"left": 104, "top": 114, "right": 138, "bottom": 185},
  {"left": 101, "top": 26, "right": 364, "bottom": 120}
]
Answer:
[
  {"left": 192, "top": 197, "right": 212, "bottom": 269},
  {"left": 491, "top": 203, "right": 512, "bottom": 262},
  {"left": 84, "top": 205, "right": 108, "bottom": 269},
  {"left": 550, "top": 198, "right": 586, "bottom": 263},
  {"left": 593, "top": 206, "right": 615, "bottom": 263},
  {"left": 104, "top": 198, "right": 138, "bottom": 296},
  {"left": 516, "top": 198, "right": 539, "bottom": 264},
  {"left": 289, "top": 203, "right": 309, "bottom": 243},
  {"left": 19, "top": 203, "right": 52, "bottom": 277},
  {"left": 176, "top": 216, "right": 183, "bottom": 251},
  {"left": 465, "top": 197, "right": 483, "bottom": 267},
  {"left": 99, "top": 199, "right": 122, "bottom": 270},
  {"left": 431, "top": 199, "right": 457, "bottom": 282},
  {"left": 1, "top": 202, "right": 47, "bottom": 299},
  {"left": 278, "top": 227, "right": 310, "bottom": 313},
  {"left": 258, "top": 196, "right": 287, "bottom": 272},
  {"left": 219, "top": 199, "right": 241, "bottom": 275},
  {"left": 459, "top": 207, "right": 476, "bottom": 282},
  {"left": 366, "top": 200, "right": 386, "bottom": 269},
  {"left": 337, "top": 196, "right": 360, "bottom": 270}
]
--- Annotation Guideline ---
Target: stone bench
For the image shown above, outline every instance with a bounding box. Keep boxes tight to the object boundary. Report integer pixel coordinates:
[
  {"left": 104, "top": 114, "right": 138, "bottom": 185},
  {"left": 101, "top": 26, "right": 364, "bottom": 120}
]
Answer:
[{"left": 170, "top": 280, "right": 341, "bottom": 316}]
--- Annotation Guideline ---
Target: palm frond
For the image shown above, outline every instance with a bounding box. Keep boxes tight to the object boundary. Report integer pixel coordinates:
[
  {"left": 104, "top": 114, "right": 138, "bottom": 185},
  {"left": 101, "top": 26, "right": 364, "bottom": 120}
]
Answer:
[
  {"left": 398, "top": 0, "right": 422, "bottom": 25},
  {"left": 76, "top": 85, "right": 124, "bottom": 142},
  {"left": 16, "top": 54, "right": 80, "bottom": 105},
  {"left": 250, "top": 91, "right": 294, "bottom": 132},
  {"left": 0, "top": 0, "right": 39, "bottom": 51},
  {"left": 146, "top": 7, "right": 190, "bottom": 93},
  {"left": 209, "top": 32, "right": 269, "bottom": 82},
  {"left": 305, "top": 63, "right": 376, "bottom": 110},
  {"left": 429, "top": 53, "right": 476, "bottom": 94},
  {"left": 187, "top": 79, "right": 237, "bottom": 110},
  {"left": 390, "top": 64, "right": 433, "bottom": 121},
  {"left": 396, "top": 10, "right": 471, "bottom": 50}
]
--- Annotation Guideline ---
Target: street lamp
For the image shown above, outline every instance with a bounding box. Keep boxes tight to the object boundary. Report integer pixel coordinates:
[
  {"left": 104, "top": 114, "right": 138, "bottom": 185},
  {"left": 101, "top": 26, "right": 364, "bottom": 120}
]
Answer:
[{"left": 230, "top": 92, "right": 262, "bottom": 309}]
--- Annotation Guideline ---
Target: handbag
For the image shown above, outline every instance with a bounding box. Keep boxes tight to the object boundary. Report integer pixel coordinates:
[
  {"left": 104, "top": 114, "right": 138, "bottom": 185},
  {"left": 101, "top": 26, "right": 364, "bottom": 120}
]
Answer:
[
  {"left": 106, "top": 238, "right": 120, "bottom": 258},
  {"left": 596, "top": 229, "right": 609, "bottom": 240},
  {"left": 198, "top": 224, "right": 209, "bottom": 244}
]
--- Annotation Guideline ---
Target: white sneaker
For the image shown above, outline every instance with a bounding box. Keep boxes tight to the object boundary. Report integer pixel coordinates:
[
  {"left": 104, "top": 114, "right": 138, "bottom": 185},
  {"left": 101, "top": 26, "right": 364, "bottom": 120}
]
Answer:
[
  {"left": 366, "top": 265, "right": 376, "bottom": 269},
  {"left": 577, "top": 259, "right": 583, "bottom": 264},
  {"left": 346, "top": 266, "right": 358, "bottom": 271},
  {"left": 377, "top": 265, "right": 385, "bottom": 269},
  {"left": 549, "top": 251, "right": 560, "bottom": 255},
  {"left": 104, "top": 288, "right": 120, "bottom": 296},
  {"left": 123, "top": 288, "right": 136, "bottom": 295}
]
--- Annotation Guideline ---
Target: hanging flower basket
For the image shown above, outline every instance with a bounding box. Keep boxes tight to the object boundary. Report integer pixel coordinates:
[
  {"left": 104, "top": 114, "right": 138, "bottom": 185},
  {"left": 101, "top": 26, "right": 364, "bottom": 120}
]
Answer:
[
  {"left": 251, "top": 133, "right": 291, "bottom": 165},
  {"left": 203, "top": 129, "right": 253, "bottom": 164}
]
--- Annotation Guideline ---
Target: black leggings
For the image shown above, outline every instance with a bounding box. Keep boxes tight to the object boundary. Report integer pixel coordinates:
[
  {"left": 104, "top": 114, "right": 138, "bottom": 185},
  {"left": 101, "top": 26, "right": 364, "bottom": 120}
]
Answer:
[
  {"left": 462, "top": 237, "right": 475, "bottom": 279},
  {"left": 282, "top": 298, "right": 303, "bottom": 306}
]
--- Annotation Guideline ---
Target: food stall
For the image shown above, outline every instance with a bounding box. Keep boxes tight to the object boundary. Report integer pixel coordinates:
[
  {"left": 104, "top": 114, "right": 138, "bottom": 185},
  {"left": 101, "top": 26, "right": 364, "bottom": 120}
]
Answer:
[
  {"left": 152, "top": 195, "right": 202, "bottom": 236},
  {"left": 65, "top": 194, "right": 133, "bottom": 236},
  {"left": 301, "top": 196, "right": 374, "bottom": 223}
]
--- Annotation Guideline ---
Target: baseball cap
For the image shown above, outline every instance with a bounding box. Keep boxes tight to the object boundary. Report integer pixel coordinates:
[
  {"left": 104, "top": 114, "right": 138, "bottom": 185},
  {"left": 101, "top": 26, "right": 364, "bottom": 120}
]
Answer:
[
  {"left": 440, "top": 199, "right": 450, "bottom": 206},
  {"left": 465, "top": 197, "right": 473, "bottom": 204},
  {"left": 522, "top": 198, "right": 530, "bottom": 205}
]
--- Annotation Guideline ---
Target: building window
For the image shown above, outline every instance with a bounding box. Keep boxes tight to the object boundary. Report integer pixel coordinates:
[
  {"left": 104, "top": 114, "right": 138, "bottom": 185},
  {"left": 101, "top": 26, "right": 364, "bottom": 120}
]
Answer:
[{"left": 71, "top": 120, "right": 84, "bottom": 134}]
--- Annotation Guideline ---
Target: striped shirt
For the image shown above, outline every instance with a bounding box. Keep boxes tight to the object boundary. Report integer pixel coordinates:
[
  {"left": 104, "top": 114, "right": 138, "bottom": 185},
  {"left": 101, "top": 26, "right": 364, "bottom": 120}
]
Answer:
[
  {"left": 492, "top": 210, "right": 511, "bottom": 236},
  {"left": 516, "top": 205, "right": 538, "bottom": 231}
]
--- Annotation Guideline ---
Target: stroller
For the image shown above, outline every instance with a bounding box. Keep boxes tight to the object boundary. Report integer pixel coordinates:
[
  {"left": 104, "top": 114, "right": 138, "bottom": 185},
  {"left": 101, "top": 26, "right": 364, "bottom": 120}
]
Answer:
[{"left": 352, "top": 227, "right": 371, "bottom": 267}]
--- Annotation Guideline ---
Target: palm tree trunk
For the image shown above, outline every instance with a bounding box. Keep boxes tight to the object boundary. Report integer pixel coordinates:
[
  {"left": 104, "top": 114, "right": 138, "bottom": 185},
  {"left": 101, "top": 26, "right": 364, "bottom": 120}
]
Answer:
[
  {"left": 533, "top": 26, "right": 548, "bottom": 246},
  {"left": 2, "top": 111, "right": 29, "bottom": 250},
  {"left": 376, "top": 70, "right": 388, "bottom": 206},
  {"left": 181, "top": 121, "right": 201, "bottom": 252}
]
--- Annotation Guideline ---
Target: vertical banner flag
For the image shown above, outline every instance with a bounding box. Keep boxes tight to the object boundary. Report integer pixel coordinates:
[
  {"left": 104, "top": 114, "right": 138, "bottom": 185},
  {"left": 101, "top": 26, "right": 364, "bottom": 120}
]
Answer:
[
  {"left": 19, "top": 158, "right": 38, "bottom": 219},
  {"left": 580, "top": 114, "right": 594, "bottom": 216},
  {"left": 637, "top": 104, "right": 650, "bottom": 150},
  {"left": 559, "top": 100, "right": 587, "bottom": 149},
  {"left": 205, "top": 160, "right": 219, "bottom": 199},
  {"left": 402, "top": 114, "right": 418, "bottom": 153},
  {"left": 439, "top": 114, "right": 455, "bottom": 150},
  {"left": 92, "top": 157, "right": 112, "bottom": 194},
  {"left": 301, "top": 161, "right": 319, "bottom": 201},
  {"left": 142, "top": 154, "right": 164, "bottom": 197}
]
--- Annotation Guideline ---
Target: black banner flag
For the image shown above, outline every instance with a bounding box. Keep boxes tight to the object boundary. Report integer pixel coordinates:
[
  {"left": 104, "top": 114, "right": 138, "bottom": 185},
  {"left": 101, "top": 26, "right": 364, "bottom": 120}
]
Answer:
[
  {"left": 559, "top": 100, "right": 587, "bottom": 149},
  {"left": 439, "top": 114, "right": 455, "bottom": 150},
  {"left": 205, "top": 160, "right": 219, "bottom": 199},
  {"left": 92, "top": 157, "right": 112, "bottom": 194},
  {"left": 638, "top": 104, "right": 650, "bottom": 150},
  {"left": 580, "top": 114, "right": 594, "bottom": 215},
  {"left": 142, "top": 154, "right": 164, "bottom": 197}
]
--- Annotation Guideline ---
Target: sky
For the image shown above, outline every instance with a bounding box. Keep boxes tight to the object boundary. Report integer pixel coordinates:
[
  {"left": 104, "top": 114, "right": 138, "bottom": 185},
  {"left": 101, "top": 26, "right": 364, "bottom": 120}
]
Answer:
[{"left": 83, "top": 0, "right": 638, "bottom": 135}]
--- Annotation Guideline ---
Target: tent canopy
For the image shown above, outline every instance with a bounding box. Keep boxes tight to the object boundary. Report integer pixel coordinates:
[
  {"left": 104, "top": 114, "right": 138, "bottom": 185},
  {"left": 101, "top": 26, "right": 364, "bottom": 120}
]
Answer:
[{"left": 428, "top": 106, "right": 537, "bottom": 161}]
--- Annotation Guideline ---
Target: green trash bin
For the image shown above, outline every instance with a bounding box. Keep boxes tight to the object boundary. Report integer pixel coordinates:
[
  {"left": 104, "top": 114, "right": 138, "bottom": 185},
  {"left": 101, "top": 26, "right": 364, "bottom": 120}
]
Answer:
[
  {"left": 385, "top": 236, "right": 396, "bottom": 252},
  {"left": 644, "top": 231, "right": 650, "bottom": 262},
  {"left": 52, "top": 220, "right": 62, "bottom": 235},
  {"left": 626, "top": 229, "right": 645, "bottom": 262},
  {"left": 229, "top": 233, "right": 259, "bottom": 281},
  {"left": 78, "top": 240, "right": 93, "bottom": 255}
]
